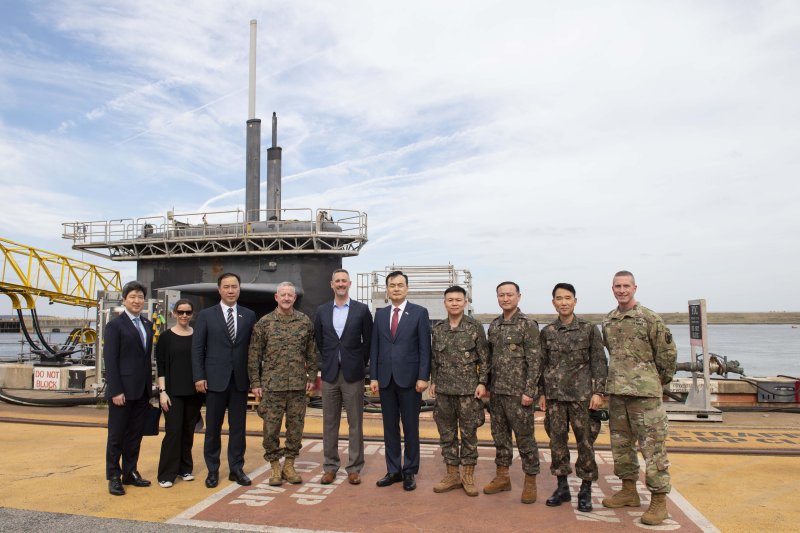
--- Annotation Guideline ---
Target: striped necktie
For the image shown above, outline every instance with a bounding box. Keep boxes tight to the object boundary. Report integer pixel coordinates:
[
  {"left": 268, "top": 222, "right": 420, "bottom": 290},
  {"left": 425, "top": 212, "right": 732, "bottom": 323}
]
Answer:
[{"left": 226, "top": 307, "right": 236, "bottom": 342}]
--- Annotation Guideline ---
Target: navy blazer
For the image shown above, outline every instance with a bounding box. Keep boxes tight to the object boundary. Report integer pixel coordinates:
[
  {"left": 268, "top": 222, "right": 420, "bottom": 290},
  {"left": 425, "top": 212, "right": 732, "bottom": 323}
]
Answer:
[
  {"left": 191, "top": 304, "right": 256, "bottom": 392},
  {"left": 104, "top": 313, "right": 154, "bottom": 401},
  {"left": 369, "top": 302, "right": 432, "bottom": 389},
  {"left": 314, "top": 299, "right": 373, "bottom": 384}
]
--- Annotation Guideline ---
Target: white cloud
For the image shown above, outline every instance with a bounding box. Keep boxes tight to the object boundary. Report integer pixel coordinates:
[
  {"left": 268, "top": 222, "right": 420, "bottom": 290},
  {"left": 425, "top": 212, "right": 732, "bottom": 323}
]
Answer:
[{"left": 0, "top": 1, "right": 797, "bottom": 316}]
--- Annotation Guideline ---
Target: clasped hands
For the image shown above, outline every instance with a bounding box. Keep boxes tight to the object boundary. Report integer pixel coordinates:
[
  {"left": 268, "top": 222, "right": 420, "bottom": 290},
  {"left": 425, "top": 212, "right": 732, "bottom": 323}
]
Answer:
[{"left": 250, "top": 381, "right": 315, "bottom": 400}]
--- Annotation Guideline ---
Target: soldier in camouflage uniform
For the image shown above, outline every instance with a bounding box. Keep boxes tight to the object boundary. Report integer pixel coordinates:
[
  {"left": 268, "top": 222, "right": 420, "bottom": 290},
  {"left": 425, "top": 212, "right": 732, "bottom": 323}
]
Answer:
[
  {"left": 601, "top": 271, "right": 677, "bottom": 526},
  {"left": 430, "top": 286, "right": 490, "bottom": 497},
  {"left": 484, "top": 281, "right": 542, "bottom": 504},
  {"left": 538, "top": 283, "right": 607, "bottom": 513},
  {"left": 248, "top": 281, "right": 318, "bottom": 487}
]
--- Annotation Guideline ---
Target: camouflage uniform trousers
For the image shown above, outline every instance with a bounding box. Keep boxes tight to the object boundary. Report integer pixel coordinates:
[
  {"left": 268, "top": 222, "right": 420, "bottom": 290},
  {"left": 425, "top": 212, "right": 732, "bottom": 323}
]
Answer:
[
  {"left": 489, "top": 393, "right": 540, "bottom": 475},
  {"left": 258, "top": 390, "right": 308, "bottom": 462},
  {"left": 543, "top": 400, "right": 599, "bottom": 481},
  {"left": 544, "top": 405, "right": 601, "bottom": 445},
  {"left": 433, "top": 393, "right": 485, "bottom": 466},
  {"left": 608, "top": 395, "right": 671, "bottom": 493}
]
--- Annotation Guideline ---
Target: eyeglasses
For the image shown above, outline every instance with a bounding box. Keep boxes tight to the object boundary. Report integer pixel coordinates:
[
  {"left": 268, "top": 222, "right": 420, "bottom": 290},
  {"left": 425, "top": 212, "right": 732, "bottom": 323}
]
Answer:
[{"left": 175, "top": 310, "right": 193, "bottom": 316}]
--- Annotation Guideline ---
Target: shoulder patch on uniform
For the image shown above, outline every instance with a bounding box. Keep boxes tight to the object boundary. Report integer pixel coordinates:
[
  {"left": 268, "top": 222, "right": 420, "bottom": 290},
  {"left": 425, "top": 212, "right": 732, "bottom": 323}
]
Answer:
[{"left": 665, "top": 329, "right": 673, "bottom": 344}]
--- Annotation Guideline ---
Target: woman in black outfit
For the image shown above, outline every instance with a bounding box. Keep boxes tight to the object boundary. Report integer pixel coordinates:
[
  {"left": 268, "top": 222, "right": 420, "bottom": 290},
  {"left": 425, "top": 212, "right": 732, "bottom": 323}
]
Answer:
[{"left": 156, "top": 299, "right": 203, "bottom": 488}]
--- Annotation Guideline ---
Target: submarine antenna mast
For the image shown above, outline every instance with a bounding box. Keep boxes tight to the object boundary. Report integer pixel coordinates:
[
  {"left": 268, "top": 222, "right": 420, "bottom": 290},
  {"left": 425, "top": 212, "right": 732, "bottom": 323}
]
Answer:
[
  {"left": 61, "top": 19, "right": 368, "bottom": 318},
  {"left": 267, "top": 112, "right": 282, "bottom": 220},
  {"left": 245, "top": 19, "right": 261, "bottom": 223}
]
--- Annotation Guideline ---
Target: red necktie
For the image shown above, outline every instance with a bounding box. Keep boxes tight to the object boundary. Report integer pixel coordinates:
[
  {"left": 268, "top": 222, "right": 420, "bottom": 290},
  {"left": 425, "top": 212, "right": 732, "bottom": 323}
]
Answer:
[{"left": 390, "top": 307, "right": 400, "bottom": 337}]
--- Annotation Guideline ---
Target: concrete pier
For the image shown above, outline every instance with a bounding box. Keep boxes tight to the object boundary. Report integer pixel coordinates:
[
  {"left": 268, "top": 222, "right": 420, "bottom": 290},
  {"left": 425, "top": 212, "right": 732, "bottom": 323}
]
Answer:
[{"left": 0, "top": 402, "right": 799, "bottom": 531}]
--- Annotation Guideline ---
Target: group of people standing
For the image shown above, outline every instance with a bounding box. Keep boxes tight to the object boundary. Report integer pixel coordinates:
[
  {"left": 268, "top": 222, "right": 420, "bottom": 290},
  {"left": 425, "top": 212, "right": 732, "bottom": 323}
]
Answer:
[
  {"left": 424, "top": 271, "right": 677, "bottom": 526},
  {"left": 102, "top": 268, "right": 676, "bottom": 527}
]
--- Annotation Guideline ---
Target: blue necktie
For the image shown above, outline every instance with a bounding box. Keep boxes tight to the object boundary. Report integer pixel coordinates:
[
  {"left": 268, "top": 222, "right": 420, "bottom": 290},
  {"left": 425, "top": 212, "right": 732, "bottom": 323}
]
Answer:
[{"left": 133, "top": 317, "right": 146, "bottom": 348}]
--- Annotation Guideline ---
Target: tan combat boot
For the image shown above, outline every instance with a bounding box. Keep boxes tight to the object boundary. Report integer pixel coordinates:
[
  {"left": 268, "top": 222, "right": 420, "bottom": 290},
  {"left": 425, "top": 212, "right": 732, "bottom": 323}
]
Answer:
[
  {"left": 641, "top": 493, "right": 668, "bottom": 525},
  {"left": 433, "top": 464, "right": 462, "bottom": 493},
  {"left": 282, "top": 457, "right": 303, "bottom": 484},
  {"left": 483, "top": 465, "right": 511, "bottom": 494},
  {"left": 521, "top": 473, "right": 537, "bottom": 504},
  {"left": 602, "top": 479, "right": 641, "bottom": 508},
  {"left": 461, "top": 465, "right": 479, "bottom": 497},
  {"left": 268, "top": 460, "right": 283, "bottom": 486}
]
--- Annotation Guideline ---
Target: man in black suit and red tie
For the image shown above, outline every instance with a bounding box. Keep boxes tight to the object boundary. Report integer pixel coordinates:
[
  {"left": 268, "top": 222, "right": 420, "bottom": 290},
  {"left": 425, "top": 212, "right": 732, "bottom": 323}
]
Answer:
[
  {"left": 314, "top": 269, "right": 373, "bottom": 486},
  {"left": 104, "top": 280, "right": 155, "bottom": 496},
  {"left": 192, "top": 272, "right": 257, "bottom": 488},
  {"left": 370, "top": 270, "right": 432, "bottom": 491}
]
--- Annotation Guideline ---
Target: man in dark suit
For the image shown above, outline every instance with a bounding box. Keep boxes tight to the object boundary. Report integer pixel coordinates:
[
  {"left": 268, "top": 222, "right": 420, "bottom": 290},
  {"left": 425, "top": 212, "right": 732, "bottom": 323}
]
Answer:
[
  {"left": 369, "top": 270, "right": 431, "bottom": 491},
  {"left": 314, "top": 269, "right": 373, "bottom": 486},
  {"left": 104, "top": 280, "right": 154, "bottom": 496},
  {"left": 192, "top": 272, "right": 257, "bottom": 488}
]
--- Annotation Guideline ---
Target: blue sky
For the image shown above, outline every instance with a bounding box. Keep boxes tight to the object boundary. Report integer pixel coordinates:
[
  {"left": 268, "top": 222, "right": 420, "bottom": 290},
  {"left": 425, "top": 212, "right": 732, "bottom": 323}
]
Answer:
[{"left": 1, "top": 0, "right": 798, "bottom": 316}]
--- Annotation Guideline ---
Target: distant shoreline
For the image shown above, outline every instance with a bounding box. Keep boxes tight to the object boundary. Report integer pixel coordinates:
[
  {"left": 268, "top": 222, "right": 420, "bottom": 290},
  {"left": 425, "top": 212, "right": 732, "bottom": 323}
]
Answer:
[{"left": 473, "top": 312, "right": 800, "bottom": 325}]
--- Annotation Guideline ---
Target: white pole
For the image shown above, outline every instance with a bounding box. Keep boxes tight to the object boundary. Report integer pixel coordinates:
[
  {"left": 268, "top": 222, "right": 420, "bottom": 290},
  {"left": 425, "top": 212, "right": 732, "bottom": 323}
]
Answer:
[{"left": 248, "top": 19, "right": 257, "bottom": 120}]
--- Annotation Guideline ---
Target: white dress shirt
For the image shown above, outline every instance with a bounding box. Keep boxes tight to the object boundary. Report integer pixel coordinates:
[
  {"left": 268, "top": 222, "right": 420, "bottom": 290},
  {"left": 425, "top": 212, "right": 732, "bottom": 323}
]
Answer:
[
  {"left": 220, "top": 302, "right": 238, "bottom": 338},
  {"left": 389, "top": 300, "right": 408, "bottom": 328}
]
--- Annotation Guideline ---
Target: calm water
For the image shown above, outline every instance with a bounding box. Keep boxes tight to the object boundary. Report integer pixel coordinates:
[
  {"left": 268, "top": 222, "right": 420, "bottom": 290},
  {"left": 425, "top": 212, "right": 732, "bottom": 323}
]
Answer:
[
  {"left": 0, "top": 332, "right": 81, "bottom": 362},
  {"left": 1, "top": 324, "right": 798, "bottom": 378},
  {"left": 487, "top": 323, "right": 800, "bottom": 378},
  {"left": 667, "top": 324, "right": 800, "bottom": 378}
]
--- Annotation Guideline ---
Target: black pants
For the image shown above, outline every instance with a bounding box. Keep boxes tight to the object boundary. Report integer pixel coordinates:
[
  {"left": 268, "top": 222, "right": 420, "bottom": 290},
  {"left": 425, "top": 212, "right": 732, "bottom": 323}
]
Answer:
[
  {"left": 157, "top": 394, "right": 203, "bottom": 482},
  {"left": 379, "top": 378, "right": 422, "bottom": 475},
  {"left": 106, "top": 394, "right": 149, "bottom": 479},
  {"left": 204, "top": 381, "right": 248, "bottom": 473}
]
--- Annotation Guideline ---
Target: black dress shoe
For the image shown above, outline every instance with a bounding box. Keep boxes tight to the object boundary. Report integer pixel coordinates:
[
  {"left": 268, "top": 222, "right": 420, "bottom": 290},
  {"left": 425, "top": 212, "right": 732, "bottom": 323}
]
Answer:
[
  {"left": 205, "top": 471, "right": 219, "bottom": 488},
  {"left": 577, "top": 480, "right": 593, "bottom": 512},
  {"left": 108, "top": 477, "right": 125, "bottom": 496},
  {"left": 402, "top": 472, "right": 416, "bottom": 491},
  {"left": 121, "top": 471, "right": 151, "bottom": 487},
  {"left": 376, "top": 472, "right": 403, "bottom": 487},
  {"left": 229, "top": 470, "right": 252, "bottom": 486}
]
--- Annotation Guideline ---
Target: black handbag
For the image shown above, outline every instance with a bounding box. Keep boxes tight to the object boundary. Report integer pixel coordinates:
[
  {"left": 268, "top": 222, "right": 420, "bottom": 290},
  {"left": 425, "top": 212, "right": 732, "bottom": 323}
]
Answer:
[{"left": 143, "top": 403, "right": 162, "bottom": 436}]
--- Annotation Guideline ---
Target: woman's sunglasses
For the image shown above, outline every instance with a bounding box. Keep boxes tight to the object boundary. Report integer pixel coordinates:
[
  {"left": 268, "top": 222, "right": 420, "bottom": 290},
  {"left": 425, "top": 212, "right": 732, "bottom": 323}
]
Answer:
[{"left": 175, "top": 310, "right": 193, "bottom": 316}]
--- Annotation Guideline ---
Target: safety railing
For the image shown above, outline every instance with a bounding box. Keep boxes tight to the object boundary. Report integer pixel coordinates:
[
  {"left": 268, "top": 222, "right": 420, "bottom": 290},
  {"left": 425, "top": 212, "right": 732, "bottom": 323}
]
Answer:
[{"left": 62, "top": 208, "right": 367, "bottom": 259}]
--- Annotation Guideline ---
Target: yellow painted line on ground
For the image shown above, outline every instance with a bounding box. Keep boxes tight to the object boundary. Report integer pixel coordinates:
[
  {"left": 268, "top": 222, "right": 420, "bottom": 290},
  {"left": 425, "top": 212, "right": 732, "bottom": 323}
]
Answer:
[
  {"left": 667, "top": 427, "right": 800, "bottom": 449},
  {"left": 8, "top": 403, "right": 800, "bottom": 452}
]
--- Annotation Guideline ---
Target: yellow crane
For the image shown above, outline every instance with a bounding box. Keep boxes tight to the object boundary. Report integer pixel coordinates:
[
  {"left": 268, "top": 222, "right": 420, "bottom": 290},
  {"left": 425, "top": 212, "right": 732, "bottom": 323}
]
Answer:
[
  {"left": 0, "top": 237, "right": 121, "bottom": 359},
  {"left": 1, "top": 237, "right": 121, "bottom": 307}
]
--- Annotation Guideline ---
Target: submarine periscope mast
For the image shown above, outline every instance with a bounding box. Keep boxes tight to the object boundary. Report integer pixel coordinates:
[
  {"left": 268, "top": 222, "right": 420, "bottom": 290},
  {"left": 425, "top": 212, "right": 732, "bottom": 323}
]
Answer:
[{"left": 61, "top": 20, "right": 367, "bottom": 317}]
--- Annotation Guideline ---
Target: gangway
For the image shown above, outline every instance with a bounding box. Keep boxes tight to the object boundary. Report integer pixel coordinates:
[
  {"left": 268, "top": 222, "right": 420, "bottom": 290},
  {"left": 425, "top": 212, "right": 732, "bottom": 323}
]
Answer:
[{"left": 0, "top": 237, "right": 121, "bottom": 364}]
